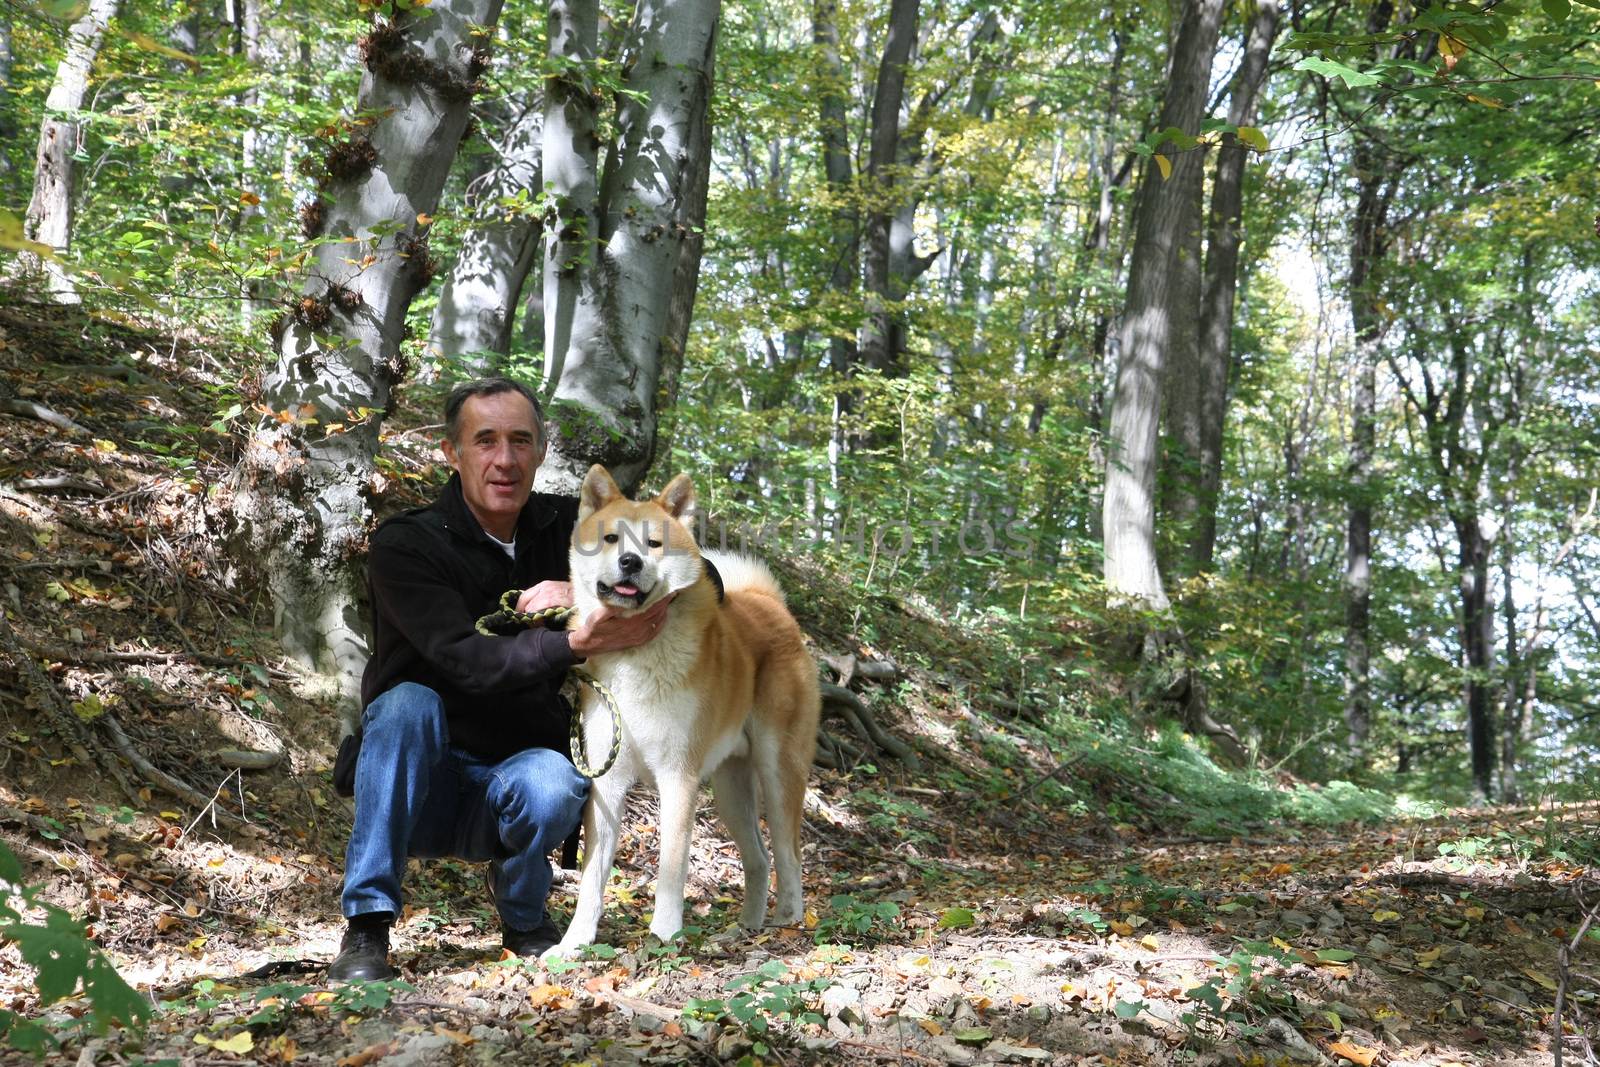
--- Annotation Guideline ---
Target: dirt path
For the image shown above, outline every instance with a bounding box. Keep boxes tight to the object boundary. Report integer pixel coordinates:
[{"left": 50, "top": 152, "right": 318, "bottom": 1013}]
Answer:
[{"left": 5, "top": 795, "right": 1590, "bottom": 1066}]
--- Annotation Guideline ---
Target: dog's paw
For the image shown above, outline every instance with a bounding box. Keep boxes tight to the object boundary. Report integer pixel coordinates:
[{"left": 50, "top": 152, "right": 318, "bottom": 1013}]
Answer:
[
  {"left": 540, "top": 939, "right": 584, "bottom": 965},
  {"left": 647, "top": 918, "right": 683, "bottom": 943}
]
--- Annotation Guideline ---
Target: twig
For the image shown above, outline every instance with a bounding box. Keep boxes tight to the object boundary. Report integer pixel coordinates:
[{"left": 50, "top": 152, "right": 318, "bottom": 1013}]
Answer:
[
  {"left": 10, "top": 475, "right": 108, "bottom": 496},
  {"left": 183, "top": 768, "right": 244, "bottom": 838},
  {"left": 1556, "top": 881, "right": 1600, "bottom": 1067},
  {"left": 98, "top": 711, "right": 255, "bottom": 835},
  {"left": 1023, "top": 754, "right": 1086, "bottom": 794},
  {"left": 16, "top": 634, "right": 290, "bottom": 673}
]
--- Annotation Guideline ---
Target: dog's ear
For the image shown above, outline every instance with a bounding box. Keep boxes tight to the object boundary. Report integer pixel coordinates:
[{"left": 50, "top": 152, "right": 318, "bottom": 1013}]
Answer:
[
  {"left": 579, "top": 465, "right": 623, "bottom": 522},
  {"left": 656, "top": 473, "right": 696, "bottom": 522}
]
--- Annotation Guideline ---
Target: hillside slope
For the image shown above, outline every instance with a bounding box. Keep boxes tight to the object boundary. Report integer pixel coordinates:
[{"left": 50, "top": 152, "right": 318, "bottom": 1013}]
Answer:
[{"left": 0, "top": 298, "right": 1591, "bottom": 1066}]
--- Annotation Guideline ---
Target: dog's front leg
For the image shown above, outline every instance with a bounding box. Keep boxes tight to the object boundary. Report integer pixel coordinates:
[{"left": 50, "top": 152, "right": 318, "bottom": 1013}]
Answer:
[
  {"left": 544, "top": 769, "right": 630, "bottom": 961},
  {"left": 647, "top": 773, "right": 698, "bottom": 942}
]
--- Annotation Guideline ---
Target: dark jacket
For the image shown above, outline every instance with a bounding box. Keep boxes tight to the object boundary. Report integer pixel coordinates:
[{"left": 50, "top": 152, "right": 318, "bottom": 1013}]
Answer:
[{"left": 360, "top": 473, "right": 581, "bottom": 760}]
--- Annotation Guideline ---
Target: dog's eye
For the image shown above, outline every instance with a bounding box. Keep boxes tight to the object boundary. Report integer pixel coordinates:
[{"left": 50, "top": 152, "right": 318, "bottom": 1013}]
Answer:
[
  {"left": 604, "top": 533, "right": 619, "bottom": 544},
  {"left": 647, "top": 539, "right": 662, "bottom": 549}
]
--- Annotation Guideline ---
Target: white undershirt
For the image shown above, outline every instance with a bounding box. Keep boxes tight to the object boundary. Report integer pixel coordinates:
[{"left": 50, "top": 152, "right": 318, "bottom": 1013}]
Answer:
[{"left": 487, "top": 532, "right": 516, "bottom": 559}]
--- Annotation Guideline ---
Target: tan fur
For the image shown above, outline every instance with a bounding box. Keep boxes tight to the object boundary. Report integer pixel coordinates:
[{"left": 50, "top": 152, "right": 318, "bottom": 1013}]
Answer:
[{"left": 547, "top": 466, "right": 821, "bottom": 956}]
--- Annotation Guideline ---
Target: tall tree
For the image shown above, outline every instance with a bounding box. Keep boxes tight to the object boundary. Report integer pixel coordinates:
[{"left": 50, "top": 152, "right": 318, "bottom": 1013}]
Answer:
[
  {"left": 1102, "top": 0, "right": 1225, "bottom": 612},
  {"left": 19, "top": 0, "right": 122, "bottom": 302},
  {"left": 813, "top": 0, "right": 858, "bottom": 491},
  {"left": 857, "top": 0, "right": 920, "bottom": 376},
  {"left": 1189, "top": 0, "right": 1279, "bottom": 571},
  {"left": 238, "top": 0, "right": 504, "bottom": 699},
  {"left": 1338, "top": 0, "right": 1412, "bottom": 771},
  {"left": 536, "top": 0, "right": 721, "bottom": 495},
  {"left": 1101, "top": 0, "right": 1245, "bottom": 762}
]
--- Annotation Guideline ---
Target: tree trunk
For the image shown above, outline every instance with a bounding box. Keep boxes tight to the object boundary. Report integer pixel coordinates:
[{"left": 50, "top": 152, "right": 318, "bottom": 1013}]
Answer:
[
  {"left": 1457, "top": 515, "right": 1496, "bottom": 801},
  {"left": 1160, "top": 157, "right": 1205, "bottom": 578},
  {"left": 1341, "top": 133, "right": 1399, "bottom": 769},
  {"left": 428, "top": 94, "right": 544, "bottom": 379},
  {"left": 237, "top": 0, "right": 501, "bottom": 702},
  {"left": 1190, "top": 0, "right": 1279, "bottom": 571},
  {"left": 1102, "top": 0, "right": 1224, "bottom": 611},
  {"left": 233, "top": 0, "right": 263, "bottom": 321},
  {"left": 1498, "top": 529, "right": 1522, "bottom": 803},
  {"left": 859, "top": 0, "right": 920, "bottom": 376},
  {"left": 1101, "top": 0, "right": 1242, "bottom": 765},
  {"left": 814, "top": 0, "right": 858, "bottom": 493},
  {"left": 0, "top": 9, "right": 15, "bottom": 176},
  {"left": 536, "top": 0, "right": 721, "bottom": 496},
  {"left": 20, "top": 0, "right": 121, "bottom": 302}
]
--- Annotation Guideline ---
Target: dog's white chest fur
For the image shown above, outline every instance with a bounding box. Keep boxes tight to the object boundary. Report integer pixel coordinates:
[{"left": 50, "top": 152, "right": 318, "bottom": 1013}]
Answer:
[{"left": 585, "top": 624, "right": 749, "bottom": 783}]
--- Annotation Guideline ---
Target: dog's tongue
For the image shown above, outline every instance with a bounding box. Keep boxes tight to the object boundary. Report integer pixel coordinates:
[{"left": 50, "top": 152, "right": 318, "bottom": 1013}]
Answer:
[{"left": 613, "top": 582, "right": 639, "bottom": 596}]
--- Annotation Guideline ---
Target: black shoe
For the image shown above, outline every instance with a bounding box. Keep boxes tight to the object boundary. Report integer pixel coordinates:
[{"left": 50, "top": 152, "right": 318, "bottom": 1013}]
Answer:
[
  {"left": 327, "top": 918, "right": 395, "bottom": 981},
  {"left": 486, "top": 863, "right": 563, "bottom": 956},
  {"left": 502, "top": 915, "right": 562, "bottom": 957}
]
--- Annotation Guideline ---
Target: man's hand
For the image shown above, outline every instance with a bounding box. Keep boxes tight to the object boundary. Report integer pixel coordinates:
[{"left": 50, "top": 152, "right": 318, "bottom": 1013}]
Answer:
[
  {"left": 567, "top": 596, "right": 673, "bottom": 658},
  {"left": 517, "top": 580, "right": 575, "bottom": 614}
]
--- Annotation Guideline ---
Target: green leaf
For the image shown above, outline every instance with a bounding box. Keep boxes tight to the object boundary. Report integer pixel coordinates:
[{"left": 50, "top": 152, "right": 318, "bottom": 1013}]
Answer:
[
  {"left": 1292, "top": 56, "right": 1382, "bottom": 88},
  {"left": 1114, "top": 999, "right": 1145, "bottom": 1019},
  {"left": 1316, "top": 948, "right": 1357, "bottom": 962},
  {"left": 937, "top": 907, "right": 977, "bottom": 929},
  {"left": 1235, "top": 126, "right": 1270, "bottom": 152},
  {"left": 952, "top": 1026, "right": 992, "bottom": 1044},
  {"left": 1542, "top": 0, "right": 1571, "bottom": 18}
]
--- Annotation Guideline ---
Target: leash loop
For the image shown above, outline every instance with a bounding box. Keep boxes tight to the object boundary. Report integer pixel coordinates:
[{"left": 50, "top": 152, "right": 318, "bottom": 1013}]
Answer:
[{"left": 475, "top": 590, "right": 621, "bottom": 779}]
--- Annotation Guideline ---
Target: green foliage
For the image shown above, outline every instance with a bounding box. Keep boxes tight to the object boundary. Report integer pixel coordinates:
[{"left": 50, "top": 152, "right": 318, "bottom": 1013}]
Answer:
[
  {"left": 813, "top": 893, "right": 901, "bottom": 946},
  {"left": 0, "top": 842, "right": 150, "bottom": 1053},
  {"left": 684, "top": 959, "right": 830, "bottom": 1051}
]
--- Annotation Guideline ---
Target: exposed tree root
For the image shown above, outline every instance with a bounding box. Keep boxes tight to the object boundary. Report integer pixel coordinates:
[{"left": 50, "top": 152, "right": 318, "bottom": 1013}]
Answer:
[
  {"left": 98, "top": 712, "right": 257, "bottom": 835},
  {"left": 0, "top": 605, "right": 138, "bottom": 802},
  {"left": 819, "top": 683, "right": 921, "bottom": 769},
  {"left": 0, "top": 397, "right": 90, "bottom": 436},
  {"left": 12, "top": 474, "right": 108, "bottom": 495}
]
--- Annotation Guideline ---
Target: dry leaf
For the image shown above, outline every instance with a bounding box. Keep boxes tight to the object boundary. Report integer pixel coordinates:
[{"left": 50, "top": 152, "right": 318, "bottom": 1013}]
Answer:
[
  {"left": 1328, "top": 1039, "right": 1379, "bottom": 1065},
  {"left": 336, "top": 1042, "right": 395, "bottom": 1067},
  {"left": 527, "top": 983, "right": 573, "bottom": 1009}
]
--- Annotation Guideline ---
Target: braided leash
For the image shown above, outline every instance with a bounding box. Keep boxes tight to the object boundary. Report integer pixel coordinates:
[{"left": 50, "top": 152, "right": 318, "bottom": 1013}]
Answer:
[{"left": 475, "top": 590, "right": 622, "bottom": 779}]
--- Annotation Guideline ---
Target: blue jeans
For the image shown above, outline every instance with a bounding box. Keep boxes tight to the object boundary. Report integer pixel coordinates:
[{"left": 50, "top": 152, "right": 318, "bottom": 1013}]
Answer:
[{"left": 341, "top": 682, "right": 589, "bottom": 931}]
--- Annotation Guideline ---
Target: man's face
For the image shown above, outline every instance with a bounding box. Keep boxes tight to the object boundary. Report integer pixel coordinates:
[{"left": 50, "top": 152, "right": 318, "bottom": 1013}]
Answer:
[{"left": 441, "top": 391, "right": 544, "bottom": 541}]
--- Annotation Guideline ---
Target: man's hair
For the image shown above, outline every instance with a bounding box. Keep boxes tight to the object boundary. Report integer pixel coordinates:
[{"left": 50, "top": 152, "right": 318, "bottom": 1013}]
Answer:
[{"left": 444, "top": 377, "right": 546, "bottom": 447}]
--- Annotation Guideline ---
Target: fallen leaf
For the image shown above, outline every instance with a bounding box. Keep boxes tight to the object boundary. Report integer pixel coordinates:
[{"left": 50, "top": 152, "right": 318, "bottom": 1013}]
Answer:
[
  {"left": 1328, "top": 1039, "right": 1379, "bottom": 1065},
  {"left": 528, "top": 983, "right": 572, "bottom": 1009},
  {"left": 1523, "top": 967, "right": 1559, "bottom": 992},
  {"left": 1371, "top": 909, "right": 1401, "bottom": 922},
  {"left": 337, "top": 1042, "right": 395, "bottom": 1067},
  {"left": 211, "top": 1031, "right": 254, "bottom": 1054}
]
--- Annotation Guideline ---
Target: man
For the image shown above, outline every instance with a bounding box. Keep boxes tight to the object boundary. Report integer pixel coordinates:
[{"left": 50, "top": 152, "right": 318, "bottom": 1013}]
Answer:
[{"left": 328, "top": 377, "right": 669, "bottom": 981}]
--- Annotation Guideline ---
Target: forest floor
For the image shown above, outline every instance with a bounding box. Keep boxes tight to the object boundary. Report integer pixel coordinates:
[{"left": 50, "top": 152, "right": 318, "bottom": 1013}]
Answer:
[{"left": 0, "top": 299, "right": 1596, "bottom": 1066}]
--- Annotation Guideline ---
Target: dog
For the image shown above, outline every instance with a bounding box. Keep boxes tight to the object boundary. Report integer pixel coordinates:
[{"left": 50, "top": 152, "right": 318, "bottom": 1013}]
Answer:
[{"left": 545, "top": 465, "right": 820, "bottom": 958}]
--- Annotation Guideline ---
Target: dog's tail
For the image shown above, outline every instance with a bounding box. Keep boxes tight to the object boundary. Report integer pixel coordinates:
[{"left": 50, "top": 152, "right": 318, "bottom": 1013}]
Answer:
[{"left": 702, "top": 550, "right": 786, "bottom": 604}]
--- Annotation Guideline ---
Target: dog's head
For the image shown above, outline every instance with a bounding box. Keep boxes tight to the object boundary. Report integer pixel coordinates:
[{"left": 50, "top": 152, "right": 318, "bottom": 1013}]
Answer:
[{"left": 571, "top": 466, "right": 702, "bottom": 613}]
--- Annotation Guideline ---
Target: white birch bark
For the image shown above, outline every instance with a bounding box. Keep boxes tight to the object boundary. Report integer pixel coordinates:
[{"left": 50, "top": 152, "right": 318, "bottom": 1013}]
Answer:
[
  {"left": 537, "top": 0, "right": 721, "bottom": 495},
  {"left": 237, "top": 0, "right": 502, "bottom": 701},
  {"left": 427, "top": 94, "right": 544, "bottom": 378},
  {"left": 20, "top": 0, "right": 121, "bottom": 303}
]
